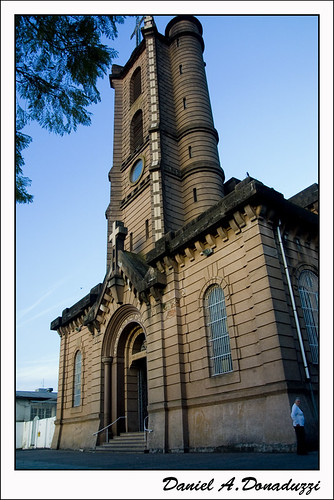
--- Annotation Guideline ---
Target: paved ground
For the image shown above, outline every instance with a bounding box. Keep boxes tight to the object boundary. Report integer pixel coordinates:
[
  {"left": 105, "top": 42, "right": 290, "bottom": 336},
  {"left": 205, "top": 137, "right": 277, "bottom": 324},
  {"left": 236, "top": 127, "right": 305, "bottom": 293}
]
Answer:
[{"left": 15, "top": 448, "right": 319, "bottom": 470}]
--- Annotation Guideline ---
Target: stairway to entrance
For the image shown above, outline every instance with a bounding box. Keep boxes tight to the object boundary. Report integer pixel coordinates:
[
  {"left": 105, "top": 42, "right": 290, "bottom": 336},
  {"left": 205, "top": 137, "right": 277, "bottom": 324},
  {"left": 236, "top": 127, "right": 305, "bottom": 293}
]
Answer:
[{"left": 94, "top": 432, "right": 146, "bottom": 453}]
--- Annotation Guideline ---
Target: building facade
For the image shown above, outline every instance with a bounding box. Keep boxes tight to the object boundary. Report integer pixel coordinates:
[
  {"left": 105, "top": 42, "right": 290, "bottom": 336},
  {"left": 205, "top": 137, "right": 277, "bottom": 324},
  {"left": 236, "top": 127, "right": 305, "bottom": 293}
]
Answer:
[
  {"left": 16, "top": 388, "right": 57, "bottom": 422},
  {"left": 51, "top": 16, "right": 318, "bottom": 452}
]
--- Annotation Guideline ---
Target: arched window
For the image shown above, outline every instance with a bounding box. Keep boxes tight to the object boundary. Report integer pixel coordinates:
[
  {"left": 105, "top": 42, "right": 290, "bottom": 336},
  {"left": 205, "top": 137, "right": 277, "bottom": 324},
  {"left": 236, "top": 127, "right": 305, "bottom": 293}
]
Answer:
[
  {"left": 298, "top": 270, "right": 318, "bottom": 364},
  {"left": 73, "top": 351, "right": 82, "bottom": 406},
  {"left": 130, "top": 67, "right": 141, "bottom": 105},
  {"left": 131, "top": 110, "right": 143, "bottom": 152},
  {"left": 204, "top": 285, "right": 232, "bottom": 376}
]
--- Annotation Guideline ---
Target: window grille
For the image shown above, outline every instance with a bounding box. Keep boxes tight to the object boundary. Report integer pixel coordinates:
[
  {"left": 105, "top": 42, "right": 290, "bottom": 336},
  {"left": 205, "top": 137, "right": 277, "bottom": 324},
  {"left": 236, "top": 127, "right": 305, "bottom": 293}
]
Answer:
[
  {"left": 73, "top": 351, "right": 82, "bottom": 406},
  {"left": 298, "top": 270, "right": 318, "bottom": 364},
  {"left": 205, "top": 285, "right": 233, "bottom": 375}
]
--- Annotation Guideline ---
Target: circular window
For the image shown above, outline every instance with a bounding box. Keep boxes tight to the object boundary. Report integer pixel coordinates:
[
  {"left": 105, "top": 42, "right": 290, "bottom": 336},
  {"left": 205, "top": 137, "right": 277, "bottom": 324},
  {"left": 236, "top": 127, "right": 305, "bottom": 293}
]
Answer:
[{"left": 130, "top": 158, "right": 144, "bottom": 184}]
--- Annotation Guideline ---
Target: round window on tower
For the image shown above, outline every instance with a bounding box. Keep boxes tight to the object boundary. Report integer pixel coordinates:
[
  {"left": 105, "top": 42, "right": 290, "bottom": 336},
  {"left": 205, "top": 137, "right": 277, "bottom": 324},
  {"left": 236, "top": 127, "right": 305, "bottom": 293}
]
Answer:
[{"left": 129, "top": 157, "right": 144, "bottom": 184}]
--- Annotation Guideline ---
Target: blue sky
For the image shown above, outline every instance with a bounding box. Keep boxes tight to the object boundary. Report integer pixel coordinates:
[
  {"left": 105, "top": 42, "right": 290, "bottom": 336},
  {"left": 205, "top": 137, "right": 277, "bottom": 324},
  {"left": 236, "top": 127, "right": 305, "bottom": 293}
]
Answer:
[{"left": 13, "top": 12, "right": 321, "bottom": 392}]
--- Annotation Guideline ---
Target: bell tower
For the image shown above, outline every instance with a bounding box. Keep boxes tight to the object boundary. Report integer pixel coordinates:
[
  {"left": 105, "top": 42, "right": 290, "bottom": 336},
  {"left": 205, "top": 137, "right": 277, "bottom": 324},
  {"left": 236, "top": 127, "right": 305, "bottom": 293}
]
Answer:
[
  {"left": 106, "top": 15, "right": 225, "bottom": 269},
  {"left": 164, "top": 16, "right": 225, "bottom": 221}
]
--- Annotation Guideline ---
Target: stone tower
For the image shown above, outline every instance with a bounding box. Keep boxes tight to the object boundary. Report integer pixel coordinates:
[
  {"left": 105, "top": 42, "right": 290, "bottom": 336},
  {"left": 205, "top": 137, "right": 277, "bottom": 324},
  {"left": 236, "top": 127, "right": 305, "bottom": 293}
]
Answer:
[{"left": 105, "top": 15, "right": 225, "bottom": 270}]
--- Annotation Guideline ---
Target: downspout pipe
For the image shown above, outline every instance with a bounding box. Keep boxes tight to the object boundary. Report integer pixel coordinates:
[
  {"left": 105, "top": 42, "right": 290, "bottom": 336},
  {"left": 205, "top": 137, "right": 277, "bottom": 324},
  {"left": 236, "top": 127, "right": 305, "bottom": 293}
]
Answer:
[
  {"left": 276, "top": 221, "right": 310, "bottom": 380},
  {"left": 55, "top": 326, "right": 67, "bottom": 448}
]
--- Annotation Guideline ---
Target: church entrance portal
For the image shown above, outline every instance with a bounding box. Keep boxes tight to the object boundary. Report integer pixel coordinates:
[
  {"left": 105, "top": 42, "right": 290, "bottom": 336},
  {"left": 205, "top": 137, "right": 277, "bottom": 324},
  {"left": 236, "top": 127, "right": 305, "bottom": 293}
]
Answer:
[
  {"left": 127, "top": 357, "right": 148, "bottom": 431},
  {"left": 103, "top": 320, "right": 148, "bottom": 438},
  {"left": 125, "top": 329, "right": 148, "bottom": 432}
]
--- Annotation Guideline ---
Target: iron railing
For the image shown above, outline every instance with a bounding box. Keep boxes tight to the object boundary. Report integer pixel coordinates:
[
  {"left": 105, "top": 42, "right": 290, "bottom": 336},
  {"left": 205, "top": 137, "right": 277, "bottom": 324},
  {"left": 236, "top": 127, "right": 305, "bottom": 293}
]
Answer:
[
  {"left": 93, "top": 415, "right": 126, "bottom": 448},
  {"left": 144, "top": 415, "right": 152, "bottom": 433}
]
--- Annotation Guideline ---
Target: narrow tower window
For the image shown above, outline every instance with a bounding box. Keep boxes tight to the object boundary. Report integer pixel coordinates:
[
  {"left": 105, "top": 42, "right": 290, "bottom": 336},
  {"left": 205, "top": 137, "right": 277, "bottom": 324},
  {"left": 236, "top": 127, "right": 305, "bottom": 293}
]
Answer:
[
  {"left": 112, "top": 248, "right": 116, "bottom": 271},
  {"left": 130, "top": 232, "right": 133, "bottom": 251},
  {"left": 183, "top": 97, "right": 187, "bottom": 109},
  {"left": 193, "top": 188, "right": 197, "bottom": 202},
  {"left": 145, "top": 219, "right": 149, "bottom": 240},
  {"left": 130, "top": 67, "right": 141, "bottom": 105},
  {"left": 188, "top": 146, "right": 192, "bottom": 158},
  {"left": 131, "top": 110, "right": 143, "bottom": 152},
  {"left": 176, "top": 38, "right": 179, "bottom": 47},
  {"left": 179, "top": 64, "right": 183, "bottom": 74}
]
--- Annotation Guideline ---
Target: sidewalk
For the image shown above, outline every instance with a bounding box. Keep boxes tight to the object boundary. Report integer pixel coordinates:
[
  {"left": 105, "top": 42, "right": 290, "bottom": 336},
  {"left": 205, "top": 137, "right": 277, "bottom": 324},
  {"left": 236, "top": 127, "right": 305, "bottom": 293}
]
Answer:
[{"left": 15, "top": 448, "right": 319, "bottom": 470}]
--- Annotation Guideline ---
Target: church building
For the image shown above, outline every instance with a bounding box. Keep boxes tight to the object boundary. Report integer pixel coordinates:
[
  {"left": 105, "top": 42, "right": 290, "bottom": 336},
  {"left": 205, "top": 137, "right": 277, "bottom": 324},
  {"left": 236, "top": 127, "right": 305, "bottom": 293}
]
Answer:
[{"left": 51, "top": 15, "right": 318, "bottom": 452}]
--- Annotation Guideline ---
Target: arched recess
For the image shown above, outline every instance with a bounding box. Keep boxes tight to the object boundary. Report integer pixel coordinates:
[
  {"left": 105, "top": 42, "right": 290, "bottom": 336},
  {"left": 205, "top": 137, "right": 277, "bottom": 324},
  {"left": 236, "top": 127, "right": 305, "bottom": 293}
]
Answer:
[
  {"left": 101, "top": 305, "right": 148, "bottom": 438},
  {"left": 124, "top": 325, "right": 148, "bottom": 432},
  {"left": 130, "top": 109, "right": 143, "bottom": 152},
  {"left": 130, "top": 66, "right": 142, "bottom": 105}
]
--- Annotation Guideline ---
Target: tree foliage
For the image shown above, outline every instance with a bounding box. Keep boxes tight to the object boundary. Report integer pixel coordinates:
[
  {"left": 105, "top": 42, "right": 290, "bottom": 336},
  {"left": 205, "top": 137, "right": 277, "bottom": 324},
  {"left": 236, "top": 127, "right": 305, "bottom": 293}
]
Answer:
[{"left": 16, "top": 15, "right": 126, "bottom": 203}]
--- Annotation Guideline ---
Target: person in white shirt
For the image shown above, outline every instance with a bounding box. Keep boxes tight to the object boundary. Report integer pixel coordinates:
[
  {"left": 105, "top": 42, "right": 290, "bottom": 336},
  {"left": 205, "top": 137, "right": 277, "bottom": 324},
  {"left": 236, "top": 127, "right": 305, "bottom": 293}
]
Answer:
[{"left": 291, "top": 397, "right": 308, "bottom": 455}]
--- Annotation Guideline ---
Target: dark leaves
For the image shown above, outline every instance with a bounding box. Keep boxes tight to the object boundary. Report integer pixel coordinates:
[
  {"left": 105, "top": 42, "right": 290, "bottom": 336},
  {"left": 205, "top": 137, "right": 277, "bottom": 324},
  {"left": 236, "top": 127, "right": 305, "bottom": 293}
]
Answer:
[{"left": 16, "top": 132, "right": 33, "bottom": 204}]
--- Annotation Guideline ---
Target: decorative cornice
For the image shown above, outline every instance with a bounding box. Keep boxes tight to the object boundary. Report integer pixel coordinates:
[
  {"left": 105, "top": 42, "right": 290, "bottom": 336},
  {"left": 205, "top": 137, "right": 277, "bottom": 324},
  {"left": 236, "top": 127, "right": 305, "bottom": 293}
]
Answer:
[
  {"left": 180, "top": 161, "right": 224, "bottom": 181},
  {"left": 50, "top": 284, "right": 102, "bottom": 332},
  {"left": 177, "top": 123, "right": 219, "bottom": 144},
  {"left": 145, "top": 177, "right": 318, "bottom": 269}
]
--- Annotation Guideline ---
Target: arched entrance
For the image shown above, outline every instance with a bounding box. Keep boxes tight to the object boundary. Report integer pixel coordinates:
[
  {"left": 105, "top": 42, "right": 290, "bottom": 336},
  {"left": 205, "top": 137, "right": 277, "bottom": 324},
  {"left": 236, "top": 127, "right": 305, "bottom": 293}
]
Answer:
[
  {"left": 101, "top": 310, "right": 148, "bottom": 439},
  {"left": 125, "top": 327, "right": 148, "bottom": 432}
]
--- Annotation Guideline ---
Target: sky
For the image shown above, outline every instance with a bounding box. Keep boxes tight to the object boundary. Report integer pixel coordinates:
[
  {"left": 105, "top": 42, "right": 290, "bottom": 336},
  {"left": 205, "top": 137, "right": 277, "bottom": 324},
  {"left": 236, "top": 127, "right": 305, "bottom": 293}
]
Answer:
[{"left": 1, "top": 1, "right": 333, "bottom": 498}]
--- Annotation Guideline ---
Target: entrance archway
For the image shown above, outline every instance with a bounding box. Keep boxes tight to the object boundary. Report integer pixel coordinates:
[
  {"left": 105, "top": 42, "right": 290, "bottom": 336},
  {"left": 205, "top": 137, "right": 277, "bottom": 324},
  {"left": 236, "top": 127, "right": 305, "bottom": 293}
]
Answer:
[
  {"left": 101, "top": 310, "right": 148, "bottom": 439},
  {"left": 125, "top": 327, "right": 148, "bottom": 432}
]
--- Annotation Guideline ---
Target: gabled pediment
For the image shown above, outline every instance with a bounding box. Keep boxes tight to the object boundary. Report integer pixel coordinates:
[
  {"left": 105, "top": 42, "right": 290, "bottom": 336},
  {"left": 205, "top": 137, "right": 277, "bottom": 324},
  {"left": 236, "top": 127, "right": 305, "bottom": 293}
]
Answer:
[
  {"left": 118, "top": 250, "right": 166, "bottom": 299},
  {"left": 81, "top": 250, "right": 166, "bottom": 334}
]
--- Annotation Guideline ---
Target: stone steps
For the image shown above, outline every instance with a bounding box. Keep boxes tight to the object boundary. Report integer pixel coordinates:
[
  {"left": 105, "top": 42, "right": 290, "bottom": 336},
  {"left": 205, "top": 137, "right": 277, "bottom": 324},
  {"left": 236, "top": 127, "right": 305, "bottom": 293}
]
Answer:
[{"left": 94, "top": 432, "right": 147, "bottom": 453}]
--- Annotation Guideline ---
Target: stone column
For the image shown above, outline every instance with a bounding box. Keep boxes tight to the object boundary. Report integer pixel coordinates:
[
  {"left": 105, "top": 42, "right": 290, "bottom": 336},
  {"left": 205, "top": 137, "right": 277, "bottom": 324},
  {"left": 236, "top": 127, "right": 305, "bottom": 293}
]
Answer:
[{"left": 102, "top": 356, "right": 113, "bottom": 441}]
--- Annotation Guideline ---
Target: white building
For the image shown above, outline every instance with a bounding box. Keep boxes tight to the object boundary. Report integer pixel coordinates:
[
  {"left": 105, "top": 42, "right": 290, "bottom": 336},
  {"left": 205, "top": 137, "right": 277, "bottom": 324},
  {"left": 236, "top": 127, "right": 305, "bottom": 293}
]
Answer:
[{"left": 16, "top": 388, "right": 57, "bottom": 422}]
